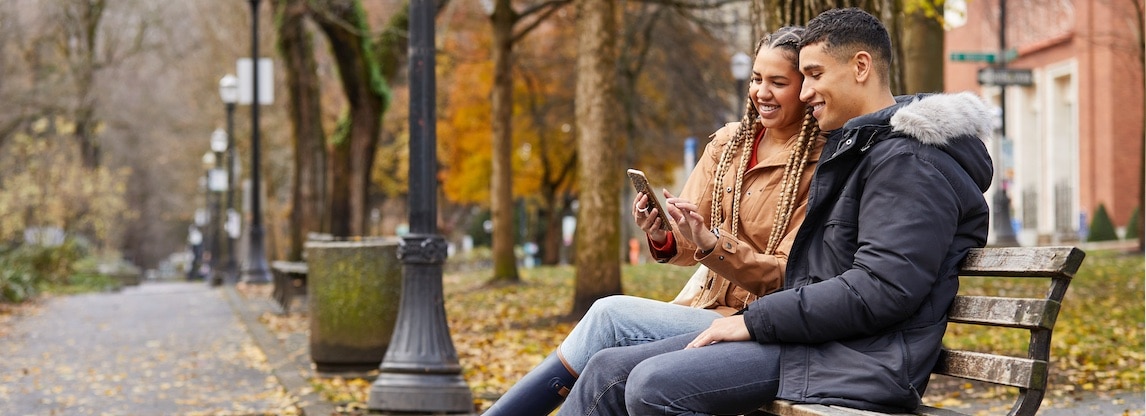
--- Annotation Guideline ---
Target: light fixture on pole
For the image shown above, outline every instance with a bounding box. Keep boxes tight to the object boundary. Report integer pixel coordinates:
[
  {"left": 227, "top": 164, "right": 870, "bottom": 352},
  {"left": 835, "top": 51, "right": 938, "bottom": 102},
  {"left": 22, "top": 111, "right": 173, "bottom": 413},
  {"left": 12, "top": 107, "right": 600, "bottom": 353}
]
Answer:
[
  {"left": 243, "top": 0, "right": 271, "bottom": 283},
  {"left": 730, "top": 51, "right": 752, "bottom": 116},
  {"left": 219, "top": 74, "right": 240, "bottom": 284},
  {"left": 367, "top": 0, "right": 473, "bottom": 413}
]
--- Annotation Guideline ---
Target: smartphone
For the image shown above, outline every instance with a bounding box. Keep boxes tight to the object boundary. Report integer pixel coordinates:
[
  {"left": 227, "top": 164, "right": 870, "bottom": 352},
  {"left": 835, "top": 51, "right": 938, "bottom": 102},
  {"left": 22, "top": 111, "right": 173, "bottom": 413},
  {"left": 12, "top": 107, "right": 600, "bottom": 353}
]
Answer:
[{"left": 626, "top": 169, "right": 673, "bottom": 231}]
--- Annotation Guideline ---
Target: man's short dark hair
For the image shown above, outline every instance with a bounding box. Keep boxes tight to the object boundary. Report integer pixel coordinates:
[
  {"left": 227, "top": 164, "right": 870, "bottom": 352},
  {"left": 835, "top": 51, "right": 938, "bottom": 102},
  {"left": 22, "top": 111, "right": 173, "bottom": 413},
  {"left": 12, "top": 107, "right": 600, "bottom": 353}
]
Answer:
[{"left": 801, "top": 8, "right": 892, "bottom": 85}]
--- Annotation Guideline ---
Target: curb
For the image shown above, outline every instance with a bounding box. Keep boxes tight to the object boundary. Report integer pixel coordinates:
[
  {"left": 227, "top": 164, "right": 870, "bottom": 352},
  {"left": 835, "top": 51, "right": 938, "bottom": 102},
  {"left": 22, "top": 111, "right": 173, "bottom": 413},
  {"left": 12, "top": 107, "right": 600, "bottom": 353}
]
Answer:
[{"left": 223, "top": 285, "right": 337, "bottom": 416}]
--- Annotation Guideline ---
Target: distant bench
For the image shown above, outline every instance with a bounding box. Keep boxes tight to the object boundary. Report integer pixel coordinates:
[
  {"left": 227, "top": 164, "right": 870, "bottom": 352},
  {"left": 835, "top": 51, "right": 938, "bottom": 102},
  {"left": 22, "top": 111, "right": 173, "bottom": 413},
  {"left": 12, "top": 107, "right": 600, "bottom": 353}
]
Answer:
[
  {"left": 270, "top": 261, "right": 308, "bottom": 315},
  {"left": 751, "top": 246, "right": 1086, "bottom": 416}
]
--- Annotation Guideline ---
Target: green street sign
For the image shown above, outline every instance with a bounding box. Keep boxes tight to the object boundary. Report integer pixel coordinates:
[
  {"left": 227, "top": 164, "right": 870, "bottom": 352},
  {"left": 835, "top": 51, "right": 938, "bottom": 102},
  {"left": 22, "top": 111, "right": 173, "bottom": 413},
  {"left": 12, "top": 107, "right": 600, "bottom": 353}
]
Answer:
[{"left": 949, "top": 49, "right": 1018, "bottom": 64}]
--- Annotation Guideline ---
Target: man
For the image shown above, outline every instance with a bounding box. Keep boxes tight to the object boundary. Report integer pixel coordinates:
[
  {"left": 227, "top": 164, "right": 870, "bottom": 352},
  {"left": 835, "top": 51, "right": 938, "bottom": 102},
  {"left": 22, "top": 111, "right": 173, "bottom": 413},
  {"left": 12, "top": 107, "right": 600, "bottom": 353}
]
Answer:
[{"left": 556, "top": 8, "right": 995, "bottom": 415}]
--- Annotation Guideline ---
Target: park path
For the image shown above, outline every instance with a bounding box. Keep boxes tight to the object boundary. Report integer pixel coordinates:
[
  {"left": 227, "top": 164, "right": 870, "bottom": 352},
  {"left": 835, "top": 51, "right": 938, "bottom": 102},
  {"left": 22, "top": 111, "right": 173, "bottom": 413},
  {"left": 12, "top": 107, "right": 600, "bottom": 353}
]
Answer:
[{"left": 0, "top": 281, "right": 294, "bottom": 415}]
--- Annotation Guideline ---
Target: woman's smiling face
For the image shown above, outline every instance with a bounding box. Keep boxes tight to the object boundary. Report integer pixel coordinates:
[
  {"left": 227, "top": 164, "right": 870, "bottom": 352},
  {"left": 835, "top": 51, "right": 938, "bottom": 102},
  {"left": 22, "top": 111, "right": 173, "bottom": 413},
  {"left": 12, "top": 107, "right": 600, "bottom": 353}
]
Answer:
[{"left": 749, "top": 46, "right": 806, "bottom": 133}]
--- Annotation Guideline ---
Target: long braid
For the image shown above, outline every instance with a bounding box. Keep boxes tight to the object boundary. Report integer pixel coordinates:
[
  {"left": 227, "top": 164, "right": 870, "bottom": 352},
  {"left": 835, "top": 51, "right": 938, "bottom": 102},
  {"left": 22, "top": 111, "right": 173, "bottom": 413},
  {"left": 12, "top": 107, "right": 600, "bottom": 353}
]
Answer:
[
  {"left": 764, "top": 107, "right": 820, "bottom": 254},
  {"left": 710, "top": 84, "right": 760, "bottom": 235}
]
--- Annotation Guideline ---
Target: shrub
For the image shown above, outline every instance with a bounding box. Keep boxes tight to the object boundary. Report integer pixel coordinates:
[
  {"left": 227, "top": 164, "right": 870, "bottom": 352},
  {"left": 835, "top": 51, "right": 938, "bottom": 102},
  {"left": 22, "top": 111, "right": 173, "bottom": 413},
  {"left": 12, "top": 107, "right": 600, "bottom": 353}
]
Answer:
[
  {"left": 1125, "top": 206, "right": 1141, "bottom": 241},
  {"left": 0, "top": 258, "right": 37, "bottom": 302},
  {"left": 1087, "top": 203, "right": 1118, "bottom": 242},
  {"left": 0, "top": 239, "right": 90, "bottom": 302},
  {"left": 7, "top": 239, "right": 87, "bottom": 285}
]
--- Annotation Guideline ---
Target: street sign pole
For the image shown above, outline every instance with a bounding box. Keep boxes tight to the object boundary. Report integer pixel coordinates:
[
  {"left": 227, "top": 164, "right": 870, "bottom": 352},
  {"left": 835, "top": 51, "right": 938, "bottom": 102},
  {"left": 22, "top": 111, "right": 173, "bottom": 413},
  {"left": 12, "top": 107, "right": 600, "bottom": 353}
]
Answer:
[{"left": 992, "top": 0, "right": 1019, "bottom": 246}]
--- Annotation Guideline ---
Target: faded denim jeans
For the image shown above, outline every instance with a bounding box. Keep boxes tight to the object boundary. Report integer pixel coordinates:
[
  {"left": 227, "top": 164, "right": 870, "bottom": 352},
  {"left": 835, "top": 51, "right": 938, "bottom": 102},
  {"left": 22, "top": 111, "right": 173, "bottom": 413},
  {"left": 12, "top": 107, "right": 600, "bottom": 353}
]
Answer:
[
  {"left": 558, "top": 332, "right": 782, "bottom": 416},
  {"left": 558, "top": 295, "right": 723, "bottom": 374}
]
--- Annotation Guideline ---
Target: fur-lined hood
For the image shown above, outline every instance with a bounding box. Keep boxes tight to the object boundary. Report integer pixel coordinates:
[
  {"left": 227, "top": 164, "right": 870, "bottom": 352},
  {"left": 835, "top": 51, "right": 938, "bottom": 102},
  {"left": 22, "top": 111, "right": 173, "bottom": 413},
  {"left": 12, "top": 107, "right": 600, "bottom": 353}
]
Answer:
[
  {"left": 890, "top": 92, "right": 993, "bottom": 147},
  {"left": 840, "top": 92, "right": 995, "bottom": 193}
]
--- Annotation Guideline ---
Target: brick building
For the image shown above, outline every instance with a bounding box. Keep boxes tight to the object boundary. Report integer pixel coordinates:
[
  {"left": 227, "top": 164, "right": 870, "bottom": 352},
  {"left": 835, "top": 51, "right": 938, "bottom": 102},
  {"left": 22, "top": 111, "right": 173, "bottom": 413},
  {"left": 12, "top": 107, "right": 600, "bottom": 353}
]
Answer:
[{"left": 945, "top": 0, "right": 1144, "bottom": 245}]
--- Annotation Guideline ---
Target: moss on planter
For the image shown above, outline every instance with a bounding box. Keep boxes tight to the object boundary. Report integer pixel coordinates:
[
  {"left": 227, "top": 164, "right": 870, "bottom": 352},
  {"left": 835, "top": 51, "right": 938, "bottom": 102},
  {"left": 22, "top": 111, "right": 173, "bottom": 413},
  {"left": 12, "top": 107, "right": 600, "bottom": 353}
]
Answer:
[{"left": 306, "top": 238, "right": 402, "bottom": 373}]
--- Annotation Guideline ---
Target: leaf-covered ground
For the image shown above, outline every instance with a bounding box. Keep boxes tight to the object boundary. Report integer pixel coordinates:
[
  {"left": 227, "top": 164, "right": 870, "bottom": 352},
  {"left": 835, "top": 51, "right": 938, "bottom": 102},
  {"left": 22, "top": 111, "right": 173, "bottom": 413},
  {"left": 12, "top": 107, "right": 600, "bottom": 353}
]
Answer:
[{"left": 300, "top": 249, "right": 1143, "bottom": 415}]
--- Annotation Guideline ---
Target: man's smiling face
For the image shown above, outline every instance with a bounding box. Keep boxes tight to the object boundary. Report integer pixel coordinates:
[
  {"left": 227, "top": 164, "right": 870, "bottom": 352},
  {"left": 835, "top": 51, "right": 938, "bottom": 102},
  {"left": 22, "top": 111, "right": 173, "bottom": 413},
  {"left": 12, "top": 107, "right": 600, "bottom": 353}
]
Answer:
[{"left": 798, "top": 42, "right": 863, "bottom": 132}]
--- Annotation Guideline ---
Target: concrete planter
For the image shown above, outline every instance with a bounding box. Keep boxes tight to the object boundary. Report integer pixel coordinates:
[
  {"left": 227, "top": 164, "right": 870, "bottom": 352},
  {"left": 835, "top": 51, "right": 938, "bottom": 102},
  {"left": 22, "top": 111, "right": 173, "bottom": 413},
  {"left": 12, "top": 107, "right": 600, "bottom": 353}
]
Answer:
[{"left": 305, "top": 238, "right": 402, "bottom": 374}]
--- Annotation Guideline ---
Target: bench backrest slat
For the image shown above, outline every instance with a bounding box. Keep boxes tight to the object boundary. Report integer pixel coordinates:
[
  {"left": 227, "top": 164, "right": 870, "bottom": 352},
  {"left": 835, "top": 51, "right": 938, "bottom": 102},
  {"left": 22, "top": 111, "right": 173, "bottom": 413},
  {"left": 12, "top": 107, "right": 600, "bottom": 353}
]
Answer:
[
  {"left": 933, "top": 349, "right": 1046, "bottom": 389},
  {"left": 958, "top": 246, "right": 1084, "bottom": 278},
  {"left": 946, "top": 296, "right": 1060, "bottom": 330}
]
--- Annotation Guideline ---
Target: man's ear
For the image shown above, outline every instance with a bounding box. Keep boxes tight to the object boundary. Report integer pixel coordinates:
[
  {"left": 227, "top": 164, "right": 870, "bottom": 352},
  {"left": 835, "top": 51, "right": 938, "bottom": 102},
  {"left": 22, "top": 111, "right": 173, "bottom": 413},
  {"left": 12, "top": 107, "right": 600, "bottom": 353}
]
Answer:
[{"left": 852, "top": 51, "right": 873, "bottom": 83}]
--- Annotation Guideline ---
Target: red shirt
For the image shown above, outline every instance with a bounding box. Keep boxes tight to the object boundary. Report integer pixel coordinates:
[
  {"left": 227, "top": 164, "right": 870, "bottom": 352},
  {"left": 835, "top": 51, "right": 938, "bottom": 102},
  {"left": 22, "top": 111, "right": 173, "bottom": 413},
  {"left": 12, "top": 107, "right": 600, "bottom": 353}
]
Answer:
[{"left": 649, "top": 128, "right": 765, "bottom": 257}]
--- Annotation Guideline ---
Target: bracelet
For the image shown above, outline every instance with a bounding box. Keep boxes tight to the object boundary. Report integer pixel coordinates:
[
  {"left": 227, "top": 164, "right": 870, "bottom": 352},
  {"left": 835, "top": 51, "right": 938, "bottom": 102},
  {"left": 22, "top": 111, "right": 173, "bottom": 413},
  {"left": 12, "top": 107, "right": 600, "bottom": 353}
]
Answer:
[{"left": 699, "top": 228, "right": 719, "bottom": 255}]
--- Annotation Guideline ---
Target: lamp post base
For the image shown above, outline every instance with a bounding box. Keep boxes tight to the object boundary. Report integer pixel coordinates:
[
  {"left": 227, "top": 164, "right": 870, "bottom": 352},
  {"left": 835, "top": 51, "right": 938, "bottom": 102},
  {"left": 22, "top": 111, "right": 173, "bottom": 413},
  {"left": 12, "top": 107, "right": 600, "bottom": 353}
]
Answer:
[
  {"left": 243, "top": 227, "right": 273, "bottom": 284},
  {"left": 367, "top": 372, "right": 474, "bottom": 414}
]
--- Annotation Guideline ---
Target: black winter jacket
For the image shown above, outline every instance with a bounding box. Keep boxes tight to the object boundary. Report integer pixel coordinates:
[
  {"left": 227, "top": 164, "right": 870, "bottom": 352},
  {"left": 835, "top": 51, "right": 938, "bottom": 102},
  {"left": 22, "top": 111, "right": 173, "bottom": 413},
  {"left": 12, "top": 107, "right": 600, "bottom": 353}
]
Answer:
[{"left": 742, "top": 92, "right": 994, "bottom": 412}]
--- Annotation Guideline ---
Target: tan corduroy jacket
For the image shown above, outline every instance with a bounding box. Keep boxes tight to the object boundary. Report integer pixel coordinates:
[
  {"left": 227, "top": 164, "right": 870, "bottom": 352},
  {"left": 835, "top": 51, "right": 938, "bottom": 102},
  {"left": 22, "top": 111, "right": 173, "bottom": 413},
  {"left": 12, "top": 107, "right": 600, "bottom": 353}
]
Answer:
[{"left": 651, "top": 122, "right": 825, "bottom": 316}]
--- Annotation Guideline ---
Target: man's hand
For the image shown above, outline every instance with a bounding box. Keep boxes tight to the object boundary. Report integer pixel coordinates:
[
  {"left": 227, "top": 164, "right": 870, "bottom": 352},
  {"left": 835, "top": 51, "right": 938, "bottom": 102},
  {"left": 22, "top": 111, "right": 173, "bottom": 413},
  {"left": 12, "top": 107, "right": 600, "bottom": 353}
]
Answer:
[{"left": 685, "top": 315, "right": 750, "bottom": 349}]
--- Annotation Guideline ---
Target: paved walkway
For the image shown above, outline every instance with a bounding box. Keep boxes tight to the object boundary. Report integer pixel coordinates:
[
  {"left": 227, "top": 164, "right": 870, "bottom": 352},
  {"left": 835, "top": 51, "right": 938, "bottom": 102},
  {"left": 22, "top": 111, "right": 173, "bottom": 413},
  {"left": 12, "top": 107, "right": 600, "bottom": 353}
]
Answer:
[{"left": 0, "top": 281, "right": 319, "bottom": 415}]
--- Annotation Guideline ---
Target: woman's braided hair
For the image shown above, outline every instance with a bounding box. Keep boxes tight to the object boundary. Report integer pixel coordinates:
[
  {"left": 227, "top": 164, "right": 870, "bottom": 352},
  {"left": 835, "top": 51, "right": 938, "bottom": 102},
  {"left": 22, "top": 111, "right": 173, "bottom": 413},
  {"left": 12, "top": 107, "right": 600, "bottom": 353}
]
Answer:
[{"left": 709, "top": 26, "right": 820, "bottom": 257}]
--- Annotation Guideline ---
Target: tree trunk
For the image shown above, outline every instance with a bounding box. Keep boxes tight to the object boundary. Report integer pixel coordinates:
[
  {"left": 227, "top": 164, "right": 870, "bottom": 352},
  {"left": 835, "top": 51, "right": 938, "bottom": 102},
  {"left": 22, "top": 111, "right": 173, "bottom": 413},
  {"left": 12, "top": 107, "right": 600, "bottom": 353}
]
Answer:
[
  {"left": 273, "top": 0, "right": 327, "bottom": 260},
  {"left": 311, "top": 0, "right": 391, "bottom": 237},
  {"left": 489, "top": 0, "right": 521, "bottom": 283},
  {"left": 571, "top": 0, "right": 623, "bottom": 319},
  {"left": 65, "top": 0, "right": 106, "bottom": 168}
]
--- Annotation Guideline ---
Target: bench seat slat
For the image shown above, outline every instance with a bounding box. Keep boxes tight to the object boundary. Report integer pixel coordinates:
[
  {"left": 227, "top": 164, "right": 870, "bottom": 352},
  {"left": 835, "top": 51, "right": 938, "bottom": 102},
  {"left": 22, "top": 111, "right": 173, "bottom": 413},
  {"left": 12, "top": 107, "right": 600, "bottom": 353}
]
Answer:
[
  {"left": 933, "top": 349, "right": 1046, "bottom": 389},
  {"left": 755, "top": 401, "right": 984, "bottom": 416},
  {"left": 913, "top": 406, "right": 976, "bottom": 416},
  {"left": 271, "top": 260, "right": 309, "bottom": 275},
  {"left": 754, "top": 400, "right": 904, "bottom": 416},
  {"left": 947, "top": 296, "right": 1060, "bottom": 330},
  {"left": 755, "top": 400, "right": 916, "bottom": 416}
]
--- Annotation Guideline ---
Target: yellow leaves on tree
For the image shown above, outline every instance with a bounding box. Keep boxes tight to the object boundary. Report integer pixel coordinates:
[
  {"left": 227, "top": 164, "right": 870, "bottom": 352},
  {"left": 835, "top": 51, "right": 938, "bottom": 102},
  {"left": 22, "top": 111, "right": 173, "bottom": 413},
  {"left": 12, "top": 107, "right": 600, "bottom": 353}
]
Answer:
[
  {"left": 0, "top": 119, "right": 134, "bottom": 244},
  {"left": 436, "top": 7, "right": 579, "bottom": 208}
]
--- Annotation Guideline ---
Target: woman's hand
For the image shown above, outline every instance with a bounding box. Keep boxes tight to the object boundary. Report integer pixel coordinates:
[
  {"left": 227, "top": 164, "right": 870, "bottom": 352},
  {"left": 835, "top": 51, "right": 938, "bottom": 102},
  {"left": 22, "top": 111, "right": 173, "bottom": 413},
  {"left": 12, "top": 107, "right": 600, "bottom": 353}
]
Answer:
[
  {"left": 685, "top": 315, "right": 751, "bottom": 349},
  {"left": 663, "top": 190, "right": 718, "bottom": 254},
  {"left": 632, "top": 192, "right": 668, "bottom": 243}
]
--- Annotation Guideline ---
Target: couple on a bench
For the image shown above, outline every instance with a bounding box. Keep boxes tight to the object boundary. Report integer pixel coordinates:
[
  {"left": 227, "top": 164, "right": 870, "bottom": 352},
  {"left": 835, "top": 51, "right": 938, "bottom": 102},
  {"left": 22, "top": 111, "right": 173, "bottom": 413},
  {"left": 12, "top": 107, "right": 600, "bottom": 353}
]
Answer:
[{"left": 487, "top": 7, "right": 995, "bottom": 416}]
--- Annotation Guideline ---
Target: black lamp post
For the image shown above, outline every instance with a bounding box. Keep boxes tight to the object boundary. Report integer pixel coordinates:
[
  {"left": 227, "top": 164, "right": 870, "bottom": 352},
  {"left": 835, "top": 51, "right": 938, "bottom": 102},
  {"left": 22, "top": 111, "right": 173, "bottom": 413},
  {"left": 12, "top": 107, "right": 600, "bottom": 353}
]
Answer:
[
  {"left": 209, "top": 129, "right": 228, "bottom": 286},
  {"left": 367, "top": 0, "right": 473, "bottom": 413},
  {"left": 730, "top": 51, "right": 751, "bottom": 116},
  {"left": 201, "top": 151, "right": 218, "bottom": 280},
  {"left": 219, "top": 74, "right": 240, "bottom": 284},
  {"left": 244, "top": 0, "right": 271, "bottom": 283}
]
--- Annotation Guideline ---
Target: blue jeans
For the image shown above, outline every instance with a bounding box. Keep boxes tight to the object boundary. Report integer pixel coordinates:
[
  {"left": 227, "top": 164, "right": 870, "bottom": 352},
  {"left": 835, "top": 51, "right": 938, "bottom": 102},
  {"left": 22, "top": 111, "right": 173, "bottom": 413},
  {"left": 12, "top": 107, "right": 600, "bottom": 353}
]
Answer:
[
  {"left": 557, "top": 332, "right": 782, "bottom": 416},
  {"left": 558, "top": 295, "right": 723, "bottom": 374}
]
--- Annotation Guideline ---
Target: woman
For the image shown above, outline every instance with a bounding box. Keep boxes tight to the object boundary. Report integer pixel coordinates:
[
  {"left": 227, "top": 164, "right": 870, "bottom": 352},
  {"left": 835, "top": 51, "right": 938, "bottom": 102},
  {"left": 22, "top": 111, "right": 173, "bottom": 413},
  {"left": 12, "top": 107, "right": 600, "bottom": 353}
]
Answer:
[{"left": 483, "top": 26, "right": 823, "bottom": 415}]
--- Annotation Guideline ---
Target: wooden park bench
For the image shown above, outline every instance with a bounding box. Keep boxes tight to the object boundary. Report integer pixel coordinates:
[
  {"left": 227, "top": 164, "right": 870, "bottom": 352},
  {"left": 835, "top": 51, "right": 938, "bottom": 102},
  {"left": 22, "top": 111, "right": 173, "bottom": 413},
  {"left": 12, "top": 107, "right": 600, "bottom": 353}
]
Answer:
[
  {"left": 753, "top": 246, "right": 1086, "bottom": 416},
  {"left": 270, "top": 260, "right": 308, "bottom": 315}
]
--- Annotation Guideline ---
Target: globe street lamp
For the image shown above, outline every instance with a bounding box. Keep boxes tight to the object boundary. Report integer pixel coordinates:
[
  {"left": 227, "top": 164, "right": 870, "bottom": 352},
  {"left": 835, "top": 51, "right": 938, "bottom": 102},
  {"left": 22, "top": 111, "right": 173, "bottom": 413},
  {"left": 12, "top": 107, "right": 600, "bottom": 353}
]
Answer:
[
  {"left": 730, "top": 51, "right": 752, "bottom": 116},
  {"left": 367, "top": 0, "right": 473, "bottom": 413},
  {"left": 244, "top": 0, "right": 271, "bottom": 284},
  {"left": 209, "top": 128, "right": 228, "bottom": 286},
  {"left": 219, "top": 74, "right": 240, "bottom": 284}
]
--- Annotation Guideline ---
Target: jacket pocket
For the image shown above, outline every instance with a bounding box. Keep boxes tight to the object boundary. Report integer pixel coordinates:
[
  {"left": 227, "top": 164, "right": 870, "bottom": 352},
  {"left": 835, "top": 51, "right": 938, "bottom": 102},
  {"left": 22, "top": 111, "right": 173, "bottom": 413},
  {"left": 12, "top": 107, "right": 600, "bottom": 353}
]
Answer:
[{"left": 822, "top": 195, "right": 859, "bottom": 259}]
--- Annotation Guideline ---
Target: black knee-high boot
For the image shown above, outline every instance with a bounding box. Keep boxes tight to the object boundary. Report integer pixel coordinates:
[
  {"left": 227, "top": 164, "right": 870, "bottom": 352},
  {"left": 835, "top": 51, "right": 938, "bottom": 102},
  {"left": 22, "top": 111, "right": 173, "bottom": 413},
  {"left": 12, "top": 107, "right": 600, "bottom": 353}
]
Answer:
[{"left": 482, "top": 352, "right": 577, "bottom": 416}]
